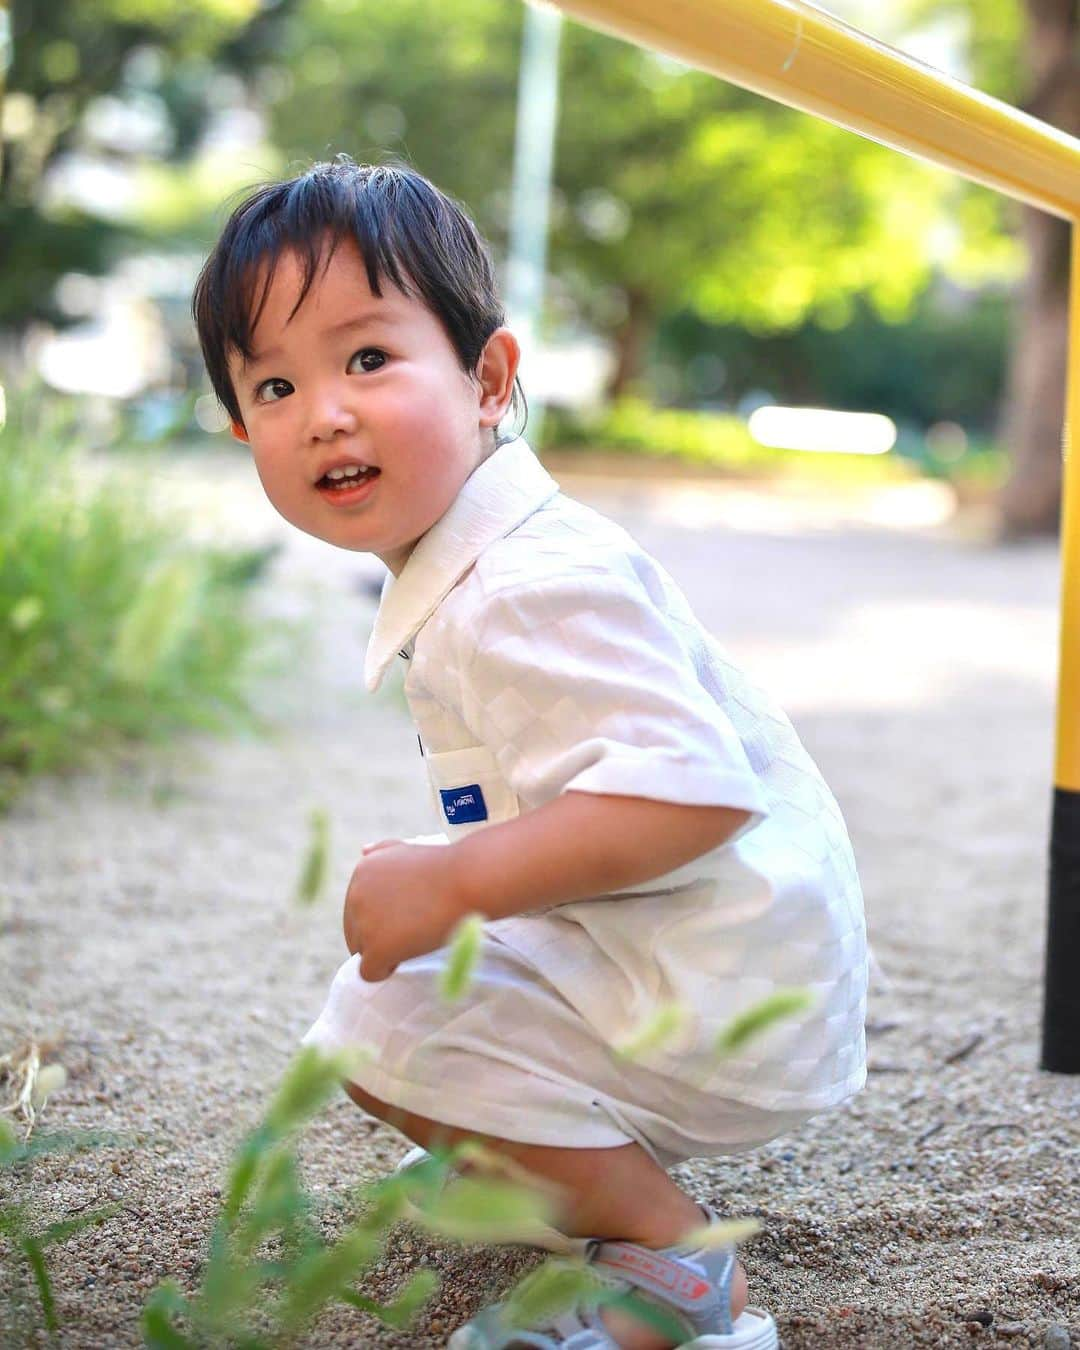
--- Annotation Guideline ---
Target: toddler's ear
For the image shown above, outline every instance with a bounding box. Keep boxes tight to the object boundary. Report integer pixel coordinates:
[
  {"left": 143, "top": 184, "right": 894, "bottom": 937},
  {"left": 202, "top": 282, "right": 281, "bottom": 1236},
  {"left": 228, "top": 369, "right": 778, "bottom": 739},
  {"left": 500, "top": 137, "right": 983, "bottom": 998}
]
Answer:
[{"left": 230, "top": 419, "right": 249, "bottom": 443}]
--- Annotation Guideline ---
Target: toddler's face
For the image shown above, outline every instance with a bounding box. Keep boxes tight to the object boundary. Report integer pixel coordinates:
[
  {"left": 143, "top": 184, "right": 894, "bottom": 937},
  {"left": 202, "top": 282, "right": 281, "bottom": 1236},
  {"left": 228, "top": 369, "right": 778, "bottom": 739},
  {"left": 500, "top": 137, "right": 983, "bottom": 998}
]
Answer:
[{"left": 226, "top": 237, "right": 514, "bottom": 574}]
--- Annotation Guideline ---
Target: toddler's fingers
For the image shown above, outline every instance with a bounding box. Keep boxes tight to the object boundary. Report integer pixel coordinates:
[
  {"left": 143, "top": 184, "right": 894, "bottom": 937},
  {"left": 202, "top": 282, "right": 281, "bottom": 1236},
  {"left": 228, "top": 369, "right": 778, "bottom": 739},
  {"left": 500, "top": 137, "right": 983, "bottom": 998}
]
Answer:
[
  {"left": 359, "top": 953, "right": 398, "bottom": 982},
  {"left": 361, "top": 838, "right": 398, "bottom": 856}
]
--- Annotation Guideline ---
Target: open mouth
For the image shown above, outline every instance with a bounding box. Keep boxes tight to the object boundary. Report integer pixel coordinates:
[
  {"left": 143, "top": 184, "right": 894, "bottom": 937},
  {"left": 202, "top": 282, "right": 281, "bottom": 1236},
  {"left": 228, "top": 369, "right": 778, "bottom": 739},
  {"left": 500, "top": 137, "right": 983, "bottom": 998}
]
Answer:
[{"left": 317, "top": 467, "right": 381, "bottom": 490}]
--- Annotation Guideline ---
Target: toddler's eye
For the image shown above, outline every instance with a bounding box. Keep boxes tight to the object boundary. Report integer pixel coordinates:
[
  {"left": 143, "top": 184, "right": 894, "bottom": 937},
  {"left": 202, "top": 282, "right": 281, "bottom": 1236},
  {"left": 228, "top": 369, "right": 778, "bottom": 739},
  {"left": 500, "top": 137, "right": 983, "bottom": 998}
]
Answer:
[
  {"left": 348, "top": 348, "right": 386, "bottom": 373},
  {"left": 255, "top": 377, "right": 293, "bottom": 403}
]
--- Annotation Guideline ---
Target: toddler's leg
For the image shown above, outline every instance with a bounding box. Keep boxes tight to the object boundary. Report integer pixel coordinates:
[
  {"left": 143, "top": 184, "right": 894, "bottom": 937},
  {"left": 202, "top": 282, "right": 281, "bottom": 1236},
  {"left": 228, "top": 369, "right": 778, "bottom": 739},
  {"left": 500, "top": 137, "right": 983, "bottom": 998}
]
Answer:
[{"left": 344, "top": 1081, "right": 748, "bottom": 1350}]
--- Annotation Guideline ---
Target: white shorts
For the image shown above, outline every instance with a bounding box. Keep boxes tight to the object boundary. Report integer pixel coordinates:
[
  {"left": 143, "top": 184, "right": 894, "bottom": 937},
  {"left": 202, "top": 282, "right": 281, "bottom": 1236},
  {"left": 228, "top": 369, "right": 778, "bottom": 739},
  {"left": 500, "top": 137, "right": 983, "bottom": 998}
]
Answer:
[{"left": 302, "top": 932, "right": 815, "bottom": 1171}]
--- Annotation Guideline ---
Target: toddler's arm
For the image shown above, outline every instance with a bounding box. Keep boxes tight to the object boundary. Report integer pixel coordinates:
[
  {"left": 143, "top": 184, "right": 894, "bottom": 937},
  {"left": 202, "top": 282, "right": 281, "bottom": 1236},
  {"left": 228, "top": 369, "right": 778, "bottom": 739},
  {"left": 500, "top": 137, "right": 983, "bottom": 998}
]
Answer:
[{"left": 447, "top": 791, "right": 749, "bottom": 921}]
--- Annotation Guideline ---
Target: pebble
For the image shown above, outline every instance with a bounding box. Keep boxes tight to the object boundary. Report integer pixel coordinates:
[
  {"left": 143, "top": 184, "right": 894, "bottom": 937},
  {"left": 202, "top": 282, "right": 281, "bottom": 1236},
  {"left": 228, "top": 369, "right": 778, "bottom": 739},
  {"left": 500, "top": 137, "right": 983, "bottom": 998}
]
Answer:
[{"left": 1044, "top": 1328, "right": 1071, "bottom": 1350}]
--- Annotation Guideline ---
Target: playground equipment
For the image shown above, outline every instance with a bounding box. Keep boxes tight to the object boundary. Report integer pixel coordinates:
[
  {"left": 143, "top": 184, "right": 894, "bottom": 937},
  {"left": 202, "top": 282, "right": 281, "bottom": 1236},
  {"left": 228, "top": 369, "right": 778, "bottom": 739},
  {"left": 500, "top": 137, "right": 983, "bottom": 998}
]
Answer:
[{"left": 537, "top": 0, "right": 1080, "bottom": 1071}]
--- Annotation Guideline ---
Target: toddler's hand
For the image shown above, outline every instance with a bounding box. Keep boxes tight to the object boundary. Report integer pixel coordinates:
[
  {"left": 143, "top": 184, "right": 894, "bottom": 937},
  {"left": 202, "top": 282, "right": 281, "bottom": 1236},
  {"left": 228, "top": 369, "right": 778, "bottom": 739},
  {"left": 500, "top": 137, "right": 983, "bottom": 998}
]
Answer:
[{"left": 344, "top": 839, "right": 465, "bottom": 982}]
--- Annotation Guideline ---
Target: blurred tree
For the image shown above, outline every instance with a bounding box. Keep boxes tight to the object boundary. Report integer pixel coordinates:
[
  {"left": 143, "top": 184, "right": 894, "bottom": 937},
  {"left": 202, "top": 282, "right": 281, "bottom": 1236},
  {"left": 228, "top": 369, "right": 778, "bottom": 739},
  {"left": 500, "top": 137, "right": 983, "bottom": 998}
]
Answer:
[
  {"left": 996, "top": 0, "right": 1077, "bottom": 536},
  {"left": 259, "top": 0, "right": 523, "bottom": 243},
  {"left": 265, "top": 0, "right": 1014, "bottom": 403},
  {"left": 656, "top": 286, "right": 1011, "bottom": 430},
  {"left": 0, "top": 0, "right": 272, "bottom": 330},
  {"left": 552, "top": 39, "right": 965, "bottom": 399},
  {"left": 902, "top": 0, "right": 1076, "bottom": 536}
]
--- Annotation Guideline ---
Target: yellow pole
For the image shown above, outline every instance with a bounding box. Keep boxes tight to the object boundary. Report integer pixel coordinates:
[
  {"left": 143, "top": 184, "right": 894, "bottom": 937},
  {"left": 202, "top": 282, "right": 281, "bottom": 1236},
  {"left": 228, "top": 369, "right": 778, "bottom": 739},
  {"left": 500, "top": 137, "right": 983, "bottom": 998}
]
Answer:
[
  {"left": 1056, "top": 225, "right": 1080, "bottom": 792},
  {"left": 543, "top": 0, "right": 1080, "bottom": 219}
]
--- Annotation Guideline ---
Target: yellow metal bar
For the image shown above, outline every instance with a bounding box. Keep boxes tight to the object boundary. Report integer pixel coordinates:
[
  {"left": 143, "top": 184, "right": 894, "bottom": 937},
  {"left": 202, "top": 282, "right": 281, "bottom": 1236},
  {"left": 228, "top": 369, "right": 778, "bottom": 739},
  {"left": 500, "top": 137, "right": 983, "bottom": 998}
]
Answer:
[
  {"left": 1057, "top": 223, "right": 1080, "bottom": 791},
  {"left": 543, "top": 0, "right": 1080, "bottom": 220}
]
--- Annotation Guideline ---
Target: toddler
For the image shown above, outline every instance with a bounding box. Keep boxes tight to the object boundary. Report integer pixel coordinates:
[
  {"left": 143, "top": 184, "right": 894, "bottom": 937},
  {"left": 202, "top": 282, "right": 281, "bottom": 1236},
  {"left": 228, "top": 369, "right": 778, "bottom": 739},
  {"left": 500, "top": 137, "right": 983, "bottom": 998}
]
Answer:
[{"left": 193, "top": 156, "right": 868, "bottom": 1350}]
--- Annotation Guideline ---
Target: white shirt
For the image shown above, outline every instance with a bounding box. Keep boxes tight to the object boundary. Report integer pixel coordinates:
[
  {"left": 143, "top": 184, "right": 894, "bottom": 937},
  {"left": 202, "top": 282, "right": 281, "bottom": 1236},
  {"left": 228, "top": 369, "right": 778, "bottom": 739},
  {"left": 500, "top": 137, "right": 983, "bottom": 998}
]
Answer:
[{"left": 365, "top": 437, "right": 868, "bottom": 1112}]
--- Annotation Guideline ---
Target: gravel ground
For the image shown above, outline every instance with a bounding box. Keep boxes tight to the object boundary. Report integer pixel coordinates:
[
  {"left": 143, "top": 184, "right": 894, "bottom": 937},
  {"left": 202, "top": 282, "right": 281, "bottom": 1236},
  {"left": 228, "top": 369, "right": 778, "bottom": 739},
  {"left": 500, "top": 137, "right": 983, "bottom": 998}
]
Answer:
[{"left": 2, "top": 448, "right": 1077, "bottom": 1349}]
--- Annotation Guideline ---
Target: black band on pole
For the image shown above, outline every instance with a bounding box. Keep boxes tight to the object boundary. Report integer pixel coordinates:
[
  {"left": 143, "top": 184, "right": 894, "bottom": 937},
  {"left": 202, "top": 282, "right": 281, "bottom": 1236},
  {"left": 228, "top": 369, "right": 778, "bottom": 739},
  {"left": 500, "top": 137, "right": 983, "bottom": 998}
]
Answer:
[{"left": 1041, "top": 786, "right": 1080, "bottom": 1072}]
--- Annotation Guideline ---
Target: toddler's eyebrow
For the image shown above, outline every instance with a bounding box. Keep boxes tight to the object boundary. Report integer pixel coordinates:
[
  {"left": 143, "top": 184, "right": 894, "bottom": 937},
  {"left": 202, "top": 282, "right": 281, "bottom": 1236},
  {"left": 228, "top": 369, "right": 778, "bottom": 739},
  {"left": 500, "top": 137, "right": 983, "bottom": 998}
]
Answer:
[{"left": 246, "top": 311, "right": 399, "bottom": 368}]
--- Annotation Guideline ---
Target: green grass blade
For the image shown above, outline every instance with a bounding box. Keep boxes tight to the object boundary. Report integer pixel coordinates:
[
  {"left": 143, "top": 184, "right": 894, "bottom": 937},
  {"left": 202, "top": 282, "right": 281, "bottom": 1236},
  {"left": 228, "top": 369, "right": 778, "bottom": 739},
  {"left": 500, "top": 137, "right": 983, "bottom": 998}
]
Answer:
[
  {"left": 677, "top": 1216, "right": 762, "bottom": 1248},
  {"left": 338, "top": 1266, "right": 440, "bottom": 1329},
  {"left": 232, "top": 1145, "right": 304, "bottom": 1260},
  {"left": 264, "top": 1047, "right": 356, "bottom": 1135},
  {"left": 141, "top": 1280, "right": 195, "bottom": 1348},
  {"left": 602, "top": 1287, "right": 688, "bottom": 1343},
  {"left": 22, "top": 1235, "right": 59, "bottom": 1336},
  {"left": 108, "top": 556, "right": 204, "bottom": 686},
  {"left": 223, "top": 1127, "right": 273, "bottom": 1223},
  {"left": 273, "top": 1226, "right": 382, "bottom": 1336},
  {"left": 39, "top": 1204, "right": 121, "bottom": 1248}
]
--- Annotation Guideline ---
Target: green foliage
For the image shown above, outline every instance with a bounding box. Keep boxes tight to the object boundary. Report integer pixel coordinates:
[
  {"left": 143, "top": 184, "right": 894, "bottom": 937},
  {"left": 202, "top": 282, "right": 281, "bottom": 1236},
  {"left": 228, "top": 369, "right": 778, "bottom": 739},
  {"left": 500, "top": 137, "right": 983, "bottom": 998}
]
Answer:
[
  {"left": 133, "top": 1042, "right": 730, "bottom": 1346},
  {"left": 654, "top": 286, "right": 1013, "bottom": 435},
  {"left": 139, "top": 1047, "right": 453, "bottom": 1347},
  {"left": 557, "top": 62, "right": 945, "bottom": 331},
  {"left": 264, "top": 0, "right": 1018, "bottom": 349},
  {"left": 0, "top": 383, "right": 286, "bottom": 810},
  {"left": 501, "top": 1258, "right": 688, "bottom": 1344},
  {"left": 133, "top": 985, "right": 813, "bottom": 1345},
  {"left": 503, "top": 1259, "right": 612, "bottom": 1329},
  {"left": 411, "top": 1175, "right": 557, "bottom": 1245},
  {"left": 264, "top": 0, "right": 521, "bottom": 238},
  {"left": 0, "top": 208, "right": 133, "bottom": 332}
]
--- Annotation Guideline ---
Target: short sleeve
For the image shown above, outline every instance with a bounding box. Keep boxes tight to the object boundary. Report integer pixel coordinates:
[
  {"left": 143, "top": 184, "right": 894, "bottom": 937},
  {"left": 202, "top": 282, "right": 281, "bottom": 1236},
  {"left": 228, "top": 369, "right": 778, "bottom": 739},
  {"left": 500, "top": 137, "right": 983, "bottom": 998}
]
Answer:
[{"left": 455, "top": 572, "right": 770, "bottom": 830}]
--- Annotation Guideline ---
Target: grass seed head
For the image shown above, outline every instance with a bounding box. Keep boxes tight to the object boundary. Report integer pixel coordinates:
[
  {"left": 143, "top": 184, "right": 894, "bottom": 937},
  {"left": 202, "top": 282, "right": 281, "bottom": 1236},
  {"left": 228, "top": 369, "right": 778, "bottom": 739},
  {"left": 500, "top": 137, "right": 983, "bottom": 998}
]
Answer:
[
  {"left": 713, "top": 987, "right": 815, "bottom": 1057},
  {"left": 438, "top": 912, "right": 485, "bottom": 1002},
  {"left": 612, "top": 1000, "right": 693, "bottom": 1061},
  {"left": 295, "top": 807, "right": 331, "bottom": 905}
]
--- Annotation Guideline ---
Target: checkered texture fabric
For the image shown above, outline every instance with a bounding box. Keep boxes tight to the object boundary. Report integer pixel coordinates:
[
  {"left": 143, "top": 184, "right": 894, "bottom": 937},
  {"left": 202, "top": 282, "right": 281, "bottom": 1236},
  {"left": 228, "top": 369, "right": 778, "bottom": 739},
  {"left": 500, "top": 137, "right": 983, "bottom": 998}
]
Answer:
[{"left": 400, "top": 491, "right": 867, "bottom": 1114}]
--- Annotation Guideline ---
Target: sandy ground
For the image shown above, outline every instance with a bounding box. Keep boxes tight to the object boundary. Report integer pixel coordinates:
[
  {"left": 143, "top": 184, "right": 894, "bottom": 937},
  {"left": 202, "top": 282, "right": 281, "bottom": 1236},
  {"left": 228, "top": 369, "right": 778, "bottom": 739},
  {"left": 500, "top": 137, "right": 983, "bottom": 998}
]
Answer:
[{"left": 1, "top": 448, "right": 1077, "bottom": 1348}]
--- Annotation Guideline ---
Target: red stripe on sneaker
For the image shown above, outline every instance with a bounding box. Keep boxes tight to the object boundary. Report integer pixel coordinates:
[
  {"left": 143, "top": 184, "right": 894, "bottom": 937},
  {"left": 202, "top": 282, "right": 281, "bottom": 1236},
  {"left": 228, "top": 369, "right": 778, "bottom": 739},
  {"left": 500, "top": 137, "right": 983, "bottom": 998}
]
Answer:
[{"left": 595, "top": 1245, "right": 710, "bottom": 1300}]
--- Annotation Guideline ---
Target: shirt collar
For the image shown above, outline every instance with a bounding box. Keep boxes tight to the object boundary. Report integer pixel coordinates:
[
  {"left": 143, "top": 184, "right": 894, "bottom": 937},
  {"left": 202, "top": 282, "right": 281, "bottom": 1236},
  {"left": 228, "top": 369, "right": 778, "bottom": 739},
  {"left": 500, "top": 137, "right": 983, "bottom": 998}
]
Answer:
[{"left": 364, "top": 435, "right": 561, "bottom": 691}]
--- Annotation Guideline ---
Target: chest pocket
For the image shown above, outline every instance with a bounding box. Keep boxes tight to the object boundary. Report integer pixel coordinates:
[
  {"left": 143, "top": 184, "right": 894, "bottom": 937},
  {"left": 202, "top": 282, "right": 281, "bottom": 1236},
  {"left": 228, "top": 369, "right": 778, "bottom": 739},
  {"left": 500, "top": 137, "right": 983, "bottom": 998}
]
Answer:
[{"left": 424, "top": 744, "right": 520, "bottom": 839}]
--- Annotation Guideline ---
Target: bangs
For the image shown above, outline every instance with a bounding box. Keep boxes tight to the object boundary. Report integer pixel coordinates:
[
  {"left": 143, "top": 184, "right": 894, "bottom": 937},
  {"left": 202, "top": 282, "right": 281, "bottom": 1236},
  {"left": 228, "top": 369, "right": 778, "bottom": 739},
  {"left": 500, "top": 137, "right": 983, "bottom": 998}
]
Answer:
[{"left": 204, "top": 174, "right": 417, "bottom": 373}]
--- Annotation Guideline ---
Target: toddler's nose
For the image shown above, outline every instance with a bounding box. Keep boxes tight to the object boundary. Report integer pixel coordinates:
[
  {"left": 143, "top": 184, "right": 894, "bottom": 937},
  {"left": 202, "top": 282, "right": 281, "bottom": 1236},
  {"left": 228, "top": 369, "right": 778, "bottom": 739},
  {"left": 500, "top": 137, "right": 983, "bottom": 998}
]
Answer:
[{"left": 307, "top": 395, "right": 359, "bottom": 442}]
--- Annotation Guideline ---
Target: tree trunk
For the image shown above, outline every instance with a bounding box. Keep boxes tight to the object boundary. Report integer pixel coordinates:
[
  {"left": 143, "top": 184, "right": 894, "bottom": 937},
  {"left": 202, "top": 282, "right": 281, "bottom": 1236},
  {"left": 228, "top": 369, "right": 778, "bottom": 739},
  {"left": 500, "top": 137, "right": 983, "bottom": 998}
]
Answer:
[
  {"left": 606, "top": 286, "right": 653, "bottom": 400},
  {"left": 996, "top": 0, "right": 1079, "bottom": 538}
]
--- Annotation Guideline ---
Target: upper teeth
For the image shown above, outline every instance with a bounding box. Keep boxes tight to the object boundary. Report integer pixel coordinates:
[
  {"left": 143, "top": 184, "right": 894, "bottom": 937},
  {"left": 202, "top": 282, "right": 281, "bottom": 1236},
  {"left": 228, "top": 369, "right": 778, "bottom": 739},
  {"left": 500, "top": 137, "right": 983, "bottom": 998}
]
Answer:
[{"left": 326, "top": 465, "right": 366, "bottom": 479}]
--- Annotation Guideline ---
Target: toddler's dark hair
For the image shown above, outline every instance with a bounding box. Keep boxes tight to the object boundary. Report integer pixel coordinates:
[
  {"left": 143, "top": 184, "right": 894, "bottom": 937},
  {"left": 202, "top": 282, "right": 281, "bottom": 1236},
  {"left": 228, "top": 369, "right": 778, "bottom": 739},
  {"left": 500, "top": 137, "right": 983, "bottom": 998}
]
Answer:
[{"left": 192, "top": 155, "right": 527, "bottom": 442}]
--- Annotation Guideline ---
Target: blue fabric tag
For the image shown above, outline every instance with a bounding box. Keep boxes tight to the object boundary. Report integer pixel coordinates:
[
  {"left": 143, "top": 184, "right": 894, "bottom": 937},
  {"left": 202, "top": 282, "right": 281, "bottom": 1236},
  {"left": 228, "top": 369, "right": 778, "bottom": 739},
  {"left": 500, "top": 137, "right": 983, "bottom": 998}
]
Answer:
[{"left": 440, "top": 783, "right": 488, "bottom": 824}]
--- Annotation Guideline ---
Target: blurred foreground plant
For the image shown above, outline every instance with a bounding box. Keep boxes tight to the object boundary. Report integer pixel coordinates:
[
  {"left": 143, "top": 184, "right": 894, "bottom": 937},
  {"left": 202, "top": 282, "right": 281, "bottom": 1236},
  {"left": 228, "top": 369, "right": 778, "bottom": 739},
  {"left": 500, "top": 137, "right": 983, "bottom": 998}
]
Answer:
[
  {"left": 294, "top": 808, "right": 331, "bottom": 907},
  {"left": 139, "top": 977, "right": 811, "bottom": 1347},
  {"left": 0, "top": 382, "right": 291, "bottom": 810},
  {"left": 138, "top": 1047, "right": 703, "bottom": 1348},
  {"left": 140, "top": 1045, "right": 448, "bottom": 1348}
]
